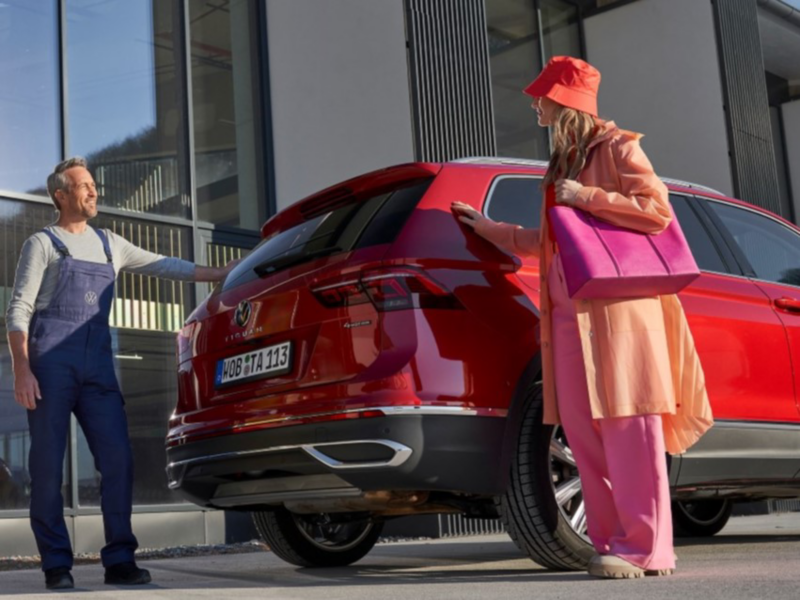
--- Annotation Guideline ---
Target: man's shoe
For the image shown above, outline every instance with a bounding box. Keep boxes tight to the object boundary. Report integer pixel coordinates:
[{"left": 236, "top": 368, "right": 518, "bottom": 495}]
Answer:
[
  {"left": 104, "top": 562, "right": 151, "bottom": 585},
  {"left": 44, "top": 567, "right": 74, "bottom": 590},
  {"left": 588, "top": 554, "right": 645, "bottom": 579}
]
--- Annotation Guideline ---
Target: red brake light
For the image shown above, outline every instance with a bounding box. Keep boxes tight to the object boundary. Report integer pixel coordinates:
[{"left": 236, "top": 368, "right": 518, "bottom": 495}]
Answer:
[
  {"left": 177, "top": 321, "right": 196, "bottom": 361},
  {"left": 312, "top": 268, "right": 462, "bottom": 311},
  {"left": 312, "top": 278, "right": 371, "bottom": 308}
]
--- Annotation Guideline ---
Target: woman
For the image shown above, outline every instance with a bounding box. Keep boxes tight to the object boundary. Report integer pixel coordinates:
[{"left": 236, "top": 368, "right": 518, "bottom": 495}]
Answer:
[{"left": 452, "top": 56, "right": 713, "bottom": 579}]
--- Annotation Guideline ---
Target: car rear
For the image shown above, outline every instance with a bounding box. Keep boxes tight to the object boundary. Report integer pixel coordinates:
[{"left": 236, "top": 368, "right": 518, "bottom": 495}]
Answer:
[{"left": 165, "top": 162, "right": 537, "bottom": 513}]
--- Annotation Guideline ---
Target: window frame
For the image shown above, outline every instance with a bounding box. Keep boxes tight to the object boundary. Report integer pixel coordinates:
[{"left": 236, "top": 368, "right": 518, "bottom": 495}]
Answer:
[
  {"left": 482, "top": 174, "right": 544, "bottom": 228},
  {"left": 668, "top": 193, "right": 741, "bottom": 277}
]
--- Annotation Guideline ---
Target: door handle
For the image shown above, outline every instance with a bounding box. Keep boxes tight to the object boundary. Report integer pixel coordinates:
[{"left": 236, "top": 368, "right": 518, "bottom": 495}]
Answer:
[{"left": 775, "top": 297, "right": 800, "bottom": 313}]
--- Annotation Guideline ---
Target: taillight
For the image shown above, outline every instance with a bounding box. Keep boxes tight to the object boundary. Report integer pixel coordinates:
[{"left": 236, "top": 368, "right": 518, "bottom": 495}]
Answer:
[
  {"left": 177, "top": 321, "right": 196, "bottom": 361},
  {"left": 312, "top": 268, "right": 462, "bottom": 311}
]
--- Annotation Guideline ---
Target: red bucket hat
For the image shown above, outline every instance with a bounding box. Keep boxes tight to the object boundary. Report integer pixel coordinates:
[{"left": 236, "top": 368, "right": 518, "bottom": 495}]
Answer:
[{"left": 523, "top": 56, "right": 601, "bottom": 117}]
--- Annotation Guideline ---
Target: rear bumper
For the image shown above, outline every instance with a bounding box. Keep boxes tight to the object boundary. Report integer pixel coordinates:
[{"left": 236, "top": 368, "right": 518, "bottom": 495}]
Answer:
[{"left": 166, "top": 413, "right": 508, "bottom": 509}]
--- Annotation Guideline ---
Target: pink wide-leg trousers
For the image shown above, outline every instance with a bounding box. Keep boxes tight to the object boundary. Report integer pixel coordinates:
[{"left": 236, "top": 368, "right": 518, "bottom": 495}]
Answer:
[{"left": 548, "top": 254, "right": 675, "bottom": 571}]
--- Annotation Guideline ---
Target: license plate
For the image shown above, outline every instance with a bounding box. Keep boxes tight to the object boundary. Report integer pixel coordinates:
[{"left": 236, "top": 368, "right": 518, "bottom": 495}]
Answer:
[{"left": 215, "top": 341, "right": 292, "bottom": 387}]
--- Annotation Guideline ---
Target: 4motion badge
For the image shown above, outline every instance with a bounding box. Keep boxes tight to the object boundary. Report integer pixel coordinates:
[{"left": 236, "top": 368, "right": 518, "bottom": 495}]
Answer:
[{"left": 344, "top": 320, "right": 372, "bottom": 329}]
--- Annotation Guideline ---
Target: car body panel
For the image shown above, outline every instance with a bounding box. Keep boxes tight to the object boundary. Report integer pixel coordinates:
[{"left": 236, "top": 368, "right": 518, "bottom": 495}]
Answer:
[{"left": 168, "top": 159, "right": 800, "bottom": 508}]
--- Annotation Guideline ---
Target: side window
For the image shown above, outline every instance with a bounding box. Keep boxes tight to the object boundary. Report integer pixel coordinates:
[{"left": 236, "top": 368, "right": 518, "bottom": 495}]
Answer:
[
  {"left": 709, "top": 201, "right": 800, "bottom": 288},
  {"left": 669, "top": 195, "right": 728, "bottom": 273},
  {"left": 484, "top": 176, "right": 543, "bottom": 229}
]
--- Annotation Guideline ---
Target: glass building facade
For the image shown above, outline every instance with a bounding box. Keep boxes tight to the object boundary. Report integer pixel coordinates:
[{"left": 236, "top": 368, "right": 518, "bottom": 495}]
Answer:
[
  {"left": 0, "top": 0, "right": 265, "bottom": 517},
  {"left": 0, "top": 0, "right": 599, "bottom": 533},
  {"left": 485, "top": 0, "right": 583, "bottom": 159}
]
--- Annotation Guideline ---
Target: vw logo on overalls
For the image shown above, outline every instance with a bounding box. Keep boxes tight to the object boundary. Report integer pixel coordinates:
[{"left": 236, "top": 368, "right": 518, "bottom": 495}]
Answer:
[
  {"left": 234, "top": 300, "right": 252, "bottom": 328},
  {"left": 85, "top": 291, "right": 98, "bottom": 305}
]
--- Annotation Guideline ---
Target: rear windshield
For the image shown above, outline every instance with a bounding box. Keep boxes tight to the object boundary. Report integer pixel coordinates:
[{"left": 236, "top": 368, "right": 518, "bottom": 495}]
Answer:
[{"left": 222, "top": 179, "right": 432, "bottom": 291}]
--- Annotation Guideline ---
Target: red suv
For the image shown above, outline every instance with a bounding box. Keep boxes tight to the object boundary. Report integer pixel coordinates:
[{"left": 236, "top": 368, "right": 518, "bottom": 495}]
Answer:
[{"left": 166, "top": 158, "right": 800, "bottom": 569}]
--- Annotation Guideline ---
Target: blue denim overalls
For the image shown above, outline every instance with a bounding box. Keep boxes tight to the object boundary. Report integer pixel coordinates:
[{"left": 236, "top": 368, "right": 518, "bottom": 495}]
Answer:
[{"left": 27, "top": 227, "right": 137, "bottom": 571}]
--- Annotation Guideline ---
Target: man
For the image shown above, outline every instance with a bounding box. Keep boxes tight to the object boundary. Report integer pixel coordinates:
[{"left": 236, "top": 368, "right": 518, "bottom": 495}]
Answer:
[{"left": 6, "top": 157, "right": 239, "bottom": 590}]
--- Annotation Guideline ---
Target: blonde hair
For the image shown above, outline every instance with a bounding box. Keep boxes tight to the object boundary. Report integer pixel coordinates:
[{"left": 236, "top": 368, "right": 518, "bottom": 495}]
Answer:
[{"left": 543, "top": 108, "right": 598, "bottom": 188}]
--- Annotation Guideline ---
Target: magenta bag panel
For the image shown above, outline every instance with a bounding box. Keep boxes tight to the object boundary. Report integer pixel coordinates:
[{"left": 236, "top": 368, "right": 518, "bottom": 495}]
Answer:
[{"left": 548, "top": 206, "right": 700, "bottom": 299}]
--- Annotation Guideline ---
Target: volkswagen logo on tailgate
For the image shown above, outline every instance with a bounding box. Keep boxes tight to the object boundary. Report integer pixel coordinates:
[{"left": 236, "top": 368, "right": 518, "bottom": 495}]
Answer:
[{"left": 234, "top": 300, "right": 252, "bottom": 328}]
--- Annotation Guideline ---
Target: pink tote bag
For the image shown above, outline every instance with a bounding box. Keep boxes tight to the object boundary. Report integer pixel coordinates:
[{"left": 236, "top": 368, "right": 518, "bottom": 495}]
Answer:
[{"left": 548, "top": 205, "right": 700, "bottom": 299}]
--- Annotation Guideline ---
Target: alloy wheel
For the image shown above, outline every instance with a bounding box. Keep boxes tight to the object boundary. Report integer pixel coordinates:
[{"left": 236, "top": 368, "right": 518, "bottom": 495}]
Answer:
[
  {"left": 292, "top": 513, "right": 376, "bottom": 552},
  {"left": 549, "top": 426, "right": 589, "bottom": 541}
]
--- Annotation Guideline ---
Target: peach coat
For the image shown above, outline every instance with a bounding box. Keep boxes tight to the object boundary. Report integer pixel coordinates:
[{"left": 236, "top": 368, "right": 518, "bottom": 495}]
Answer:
[{"left": 475, "top": 122, "right": 713, "bottom": 455}]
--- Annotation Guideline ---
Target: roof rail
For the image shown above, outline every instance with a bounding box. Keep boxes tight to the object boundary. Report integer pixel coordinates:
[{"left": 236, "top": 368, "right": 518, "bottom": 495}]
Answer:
[
  {"left": 450, "top": 156, "right": 550, "bottom": 168},
  {"left": 451, "top": 157, "right": 726, "bottom": 197},
  {"left": 659, "top": 177, "right": 726, "bottom": 196}
]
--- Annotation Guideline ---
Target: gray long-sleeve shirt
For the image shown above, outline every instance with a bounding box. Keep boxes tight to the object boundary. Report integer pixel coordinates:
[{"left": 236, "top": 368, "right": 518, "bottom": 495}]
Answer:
[{"left": 6, "top": 225, "right": 196, "bottom": 333}]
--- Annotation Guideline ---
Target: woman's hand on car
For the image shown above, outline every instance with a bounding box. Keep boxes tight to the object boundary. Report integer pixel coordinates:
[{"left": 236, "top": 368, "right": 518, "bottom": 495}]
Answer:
[
  {"left": 555, "top": 179, "right": 582, "bottom": 205},
  {"left": 451, "top": 201, "right": 485, "bottom": 230}
]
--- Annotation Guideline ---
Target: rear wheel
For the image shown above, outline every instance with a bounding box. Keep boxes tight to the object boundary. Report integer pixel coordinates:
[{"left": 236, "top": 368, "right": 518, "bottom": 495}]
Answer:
[
  {"left": 498, "top": 380, "right": 594, "bottom": 570},
  {"left": 672, "top": 499, "right": 732, "bottom": 537},
  {"left": 252, "top": 508, "right": 383, "bottom": 567}
]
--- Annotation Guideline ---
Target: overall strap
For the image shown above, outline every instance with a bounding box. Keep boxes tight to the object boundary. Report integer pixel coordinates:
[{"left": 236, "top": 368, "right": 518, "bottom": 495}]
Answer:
[
  {"left": 41, "top": 229, "right": 70, "bottom": 257},
  {"left": 91, "top": 227, "right": 114, "bottom": 263}
]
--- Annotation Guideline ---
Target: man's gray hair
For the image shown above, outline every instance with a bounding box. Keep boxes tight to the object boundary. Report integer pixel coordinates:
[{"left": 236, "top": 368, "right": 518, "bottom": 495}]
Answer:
[{"left": 47, "top": 157, "right": 89, "bottom": 211}]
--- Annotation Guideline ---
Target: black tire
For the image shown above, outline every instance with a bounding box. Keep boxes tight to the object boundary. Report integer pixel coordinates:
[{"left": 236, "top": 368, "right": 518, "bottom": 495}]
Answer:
[
  {"left": 672, "top": 499, "right": 733, "bottom": 538},
  {"left": 498, "top": 379, "right": 594, "bottom": 571},
  {"left": 251, "top": 508, "right": 383, "bottom": 567}
]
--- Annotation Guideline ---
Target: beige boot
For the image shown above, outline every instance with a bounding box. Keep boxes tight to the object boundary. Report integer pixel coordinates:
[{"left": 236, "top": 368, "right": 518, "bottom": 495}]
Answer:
[{"left": 588, "top": 554, "right": 645, "bottom": 579}]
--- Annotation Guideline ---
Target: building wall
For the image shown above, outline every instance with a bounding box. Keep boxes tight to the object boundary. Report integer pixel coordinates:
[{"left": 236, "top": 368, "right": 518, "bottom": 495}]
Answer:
[
  {"left": 783, "top": 99, "right": 800, "bottom": 220},
  {"left": 583, "top": 0, "right": 734, "bottom": 196},
  {"left": 0, "top": 511, "right": 226, "bottom": 557},
  {"left": 266, "top": 0, "right": 415, "bottom": 211}
]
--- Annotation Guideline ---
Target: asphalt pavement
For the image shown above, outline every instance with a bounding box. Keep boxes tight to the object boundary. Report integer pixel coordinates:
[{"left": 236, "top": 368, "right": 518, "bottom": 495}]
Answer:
[{"left": 1, "top": 512, "right": 799, "bottom": 599}]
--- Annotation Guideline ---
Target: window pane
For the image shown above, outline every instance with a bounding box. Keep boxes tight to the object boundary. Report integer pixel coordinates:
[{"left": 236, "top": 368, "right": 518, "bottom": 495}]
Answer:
[
  {"left": 78, "top": 329, "right": 184, "bottom": 506},
  {"left": 669, "top": 195, "right": 728, "bottom": 274},
  {"left": 199, "top": 240, "right": 252, "bottom": 298},
  {"left": 485, "top": 176, "right": 543, "bottom": 229},
  {"left": 190, "top": 0, "right": 264, "bottom": 229},
  {"left": 66, "top": 0, "right": 190, "bottom": 219},
  {"left": 223, "top": 181, "right": 430, "bottom": 292},
  {"left": 0, "top": 2, "right": 61, "bottom": 195},
  {"left": 93, "top": 216, "right": 195, "bottom": 332},
  {"left": 709, "top": 202, "right": 800, "bottom": 287},
  {"left": 485, "top": 0, "right": 549, "bottom": 159},
  {"left": 540, "top": 0, "right": 581, "bottom": 61},
  {"left": 0, "top": 199, "right": 72, "bottom": 511}
]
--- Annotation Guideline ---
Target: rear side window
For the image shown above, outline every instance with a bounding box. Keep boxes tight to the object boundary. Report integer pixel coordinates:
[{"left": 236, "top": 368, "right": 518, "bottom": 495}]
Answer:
[
  {"left": 222, "top": 180, "right": 432, "bottom": 290},
  {"left": 669, "top": 194, "right": 728, "bottom": 273},
  {"left": 708, "top": 201, "right": 800, "bottom": 288},
  {"left": 484, "top": 176, "right": 542, "bottom": 229}
]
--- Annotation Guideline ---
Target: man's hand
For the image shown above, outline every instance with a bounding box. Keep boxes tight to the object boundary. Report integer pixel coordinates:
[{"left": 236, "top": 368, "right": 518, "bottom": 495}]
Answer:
[
  {"left": 194, "top": 258, "right": 243, "bottom": 282},
  {"left": 555, "top": 179, "right": 582, "bottom": 206},
  {"left": 451, "top": 201, "right": 485, "bottom": 230},
  {"left": 222, "top": 257, "right": 243, "bottom": 277},
  {"left": 14, "top": 365, "right": 41, "bottom": 410}
]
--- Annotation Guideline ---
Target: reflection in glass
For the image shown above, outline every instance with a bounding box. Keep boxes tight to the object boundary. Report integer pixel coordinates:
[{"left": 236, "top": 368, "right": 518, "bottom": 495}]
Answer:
[
  {"left": 485, "top": 177, "right": 543, "bottom": 229},
  {"left": 190, "top": 0, "right": 263, "bottom": 229},
  {"left": 540, "top": 0, "right": 581, "bottom": 62},
  {"left": 65, "top": 0, "right": 190, "bottom": 218},
  {"left": 93, "top": 215, "right": 195, "bottom": 332},
  {"left": 669, "top": 196, "right": 727, "bottom": 273},
  {"left": 78, "top": 329, "right": 184, "bottom": 506},
  {"left": 0, "top": 335, "right": 37, "bottom": 510},
  {"left": 485, "top": 0, "right": 549, "bottom": 159},
  {"left": 0, "top": 200, "right": 73, "bottom": 510},
  {"left": 0, "top": 1, "right": 61, "bottom": 195},
  {"left": 709, "top": 202, "right": 800, "bottom": 287}
]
